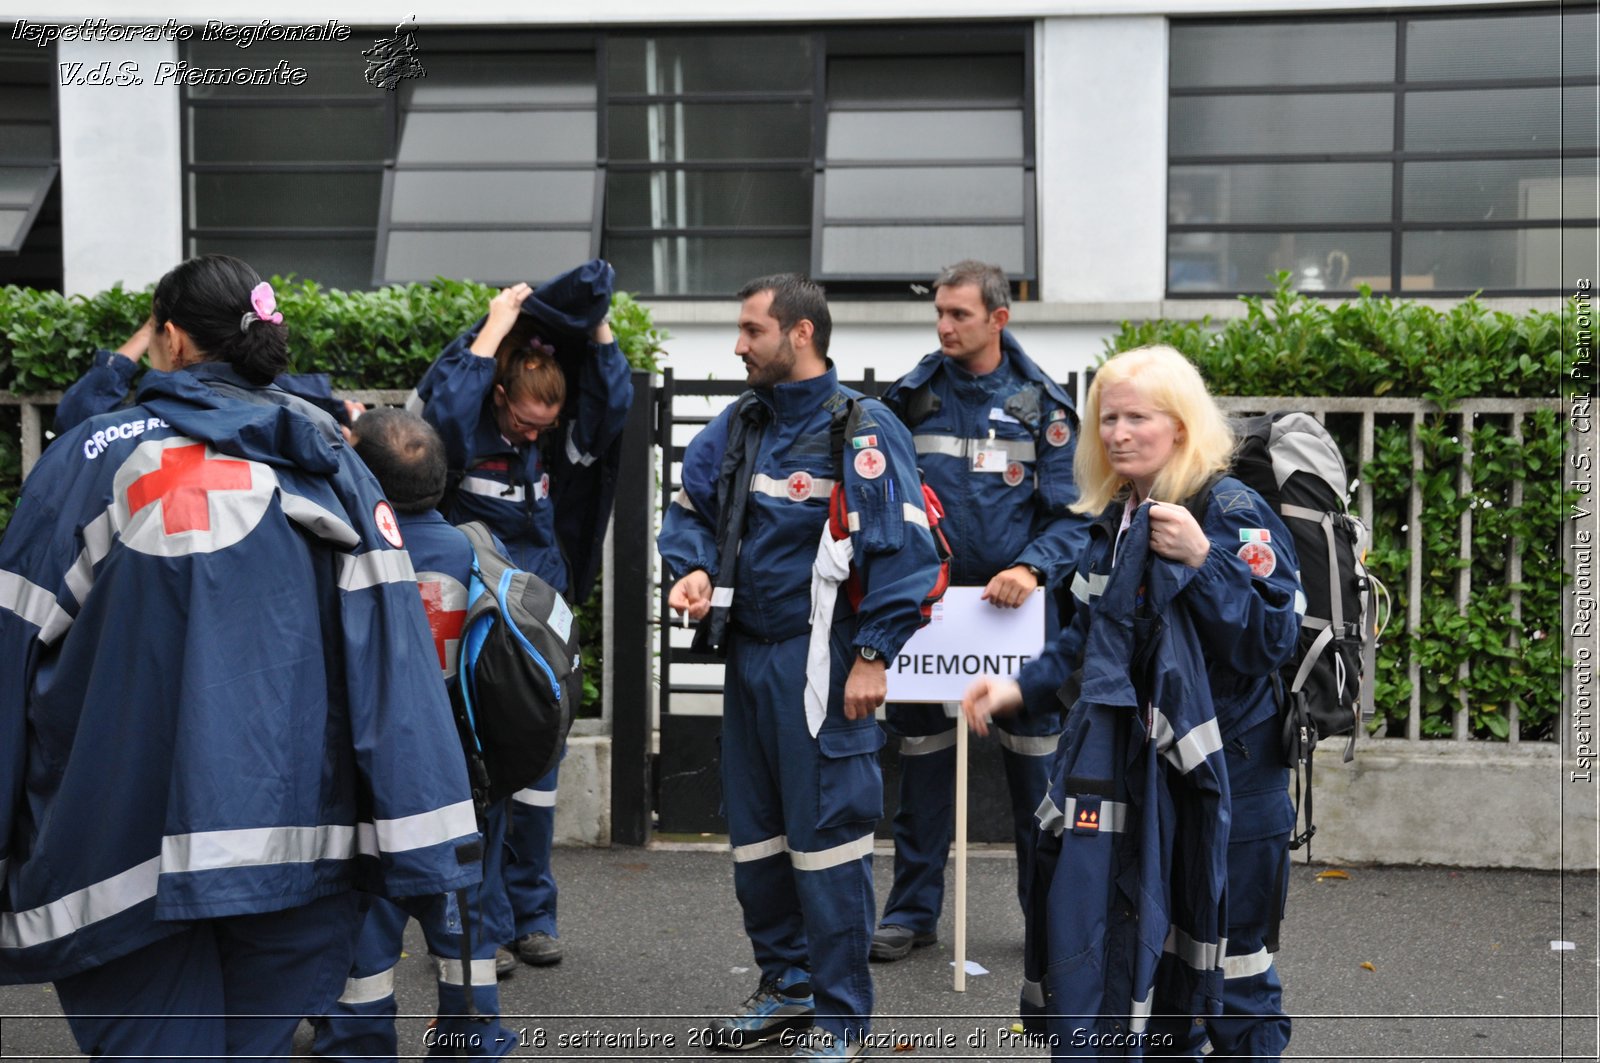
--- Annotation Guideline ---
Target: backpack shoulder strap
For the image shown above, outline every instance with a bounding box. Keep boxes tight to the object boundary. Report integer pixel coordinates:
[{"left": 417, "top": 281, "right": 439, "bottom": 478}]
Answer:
[
  {"left": 1182, "top": 470, "right": 1228, "bottom": 525},
  {"left": 456, "top": 520, "right": 509, "bottom": 588}
]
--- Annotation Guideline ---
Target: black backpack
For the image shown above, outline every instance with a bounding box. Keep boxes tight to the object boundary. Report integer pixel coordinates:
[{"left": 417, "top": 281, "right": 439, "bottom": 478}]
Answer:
[
  {"left": 1189, "top": 411, "right": 1387, "bottom": 855},
  {"left": 454, "top": 522, "right": 582, "bottom": 805}
]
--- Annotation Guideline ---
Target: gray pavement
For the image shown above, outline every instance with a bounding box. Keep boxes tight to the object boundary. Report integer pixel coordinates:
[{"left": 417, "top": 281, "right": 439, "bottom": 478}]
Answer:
[{"left": 1, "top": 845, "right": 1595, "bottom": 1061}]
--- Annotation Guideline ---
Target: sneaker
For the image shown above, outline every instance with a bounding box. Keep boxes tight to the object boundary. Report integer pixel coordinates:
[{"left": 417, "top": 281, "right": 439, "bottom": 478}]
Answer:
[
  {"left": 494, "top": 946, "right": 518, "bottom": 979},
  {"left": 703, "top": 975, "right": 816, "bottom": 1051},
  {"left": 868, "top": 924, "right": 937, "bottom": 962},
  {"left": 514, "top": 931, "right": 563, "bottom": 966},
  {"left": 790, "top": 1029, "right": 865, "bottom": 1059}
]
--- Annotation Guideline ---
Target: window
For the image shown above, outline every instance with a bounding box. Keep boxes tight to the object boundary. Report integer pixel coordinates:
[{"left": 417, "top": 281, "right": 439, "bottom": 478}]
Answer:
[
  {"left": 603, "top": 33, "right": 816, "bottom": 296},
  {"left": 374, "top": 34, "right": 601, "bottom": 286},
  {"left": 1167, "top": 7, "right": 1598, "bottom": 297},
  {"left": 0, "top": 39, "right": 61, "bottom": 289},
  {"left": 183, "top": 37, "right": 386, "bottom": 290},
  {"left": 815, "top": 27, "right": 1033, "bottom": 283},
  {"left": 182, "top": 24, "right": 1034, "bottom": 296}
]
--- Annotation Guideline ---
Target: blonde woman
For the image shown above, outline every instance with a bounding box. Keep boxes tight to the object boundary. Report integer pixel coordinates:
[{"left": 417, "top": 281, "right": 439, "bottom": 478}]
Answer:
[{"left": 965, "top": 345, "right": 1303, "bottom": 1060}]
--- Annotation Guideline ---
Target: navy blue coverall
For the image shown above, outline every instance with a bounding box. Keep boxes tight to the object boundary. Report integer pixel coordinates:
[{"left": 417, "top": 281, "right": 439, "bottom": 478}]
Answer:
[
  {"left": 1018, "top": 478, "right": 1303, "bottom": 1060},
  {"left": 878, "top": 334, "right": 1088, "bottom": 932},
  {"left": 658, "top": 368, "right": 944, "bottom": 1043}
]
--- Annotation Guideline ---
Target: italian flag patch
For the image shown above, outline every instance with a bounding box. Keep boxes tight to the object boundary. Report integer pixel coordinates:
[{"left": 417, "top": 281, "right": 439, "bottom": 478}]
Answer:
[
  {"left": 851, "top": 435, "right": 878, "bottom": 449},
  {"left": 1239, "top": 528, "right": 1272, "bottom": 543}
]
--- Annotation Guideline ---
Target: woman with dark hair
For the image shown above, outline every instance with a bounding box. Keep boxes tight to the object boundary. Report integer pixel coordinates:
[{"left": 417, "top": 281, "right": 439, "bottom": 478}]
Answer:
[
  {"left": 964, "top": 345, "right": 1303, "bottom": 1061},
  {"left": 411, "top": 263, "right": 633, "bottom": 970},
  {"left": 0, "top": 254, "right": 481, "bottom": 1060}
]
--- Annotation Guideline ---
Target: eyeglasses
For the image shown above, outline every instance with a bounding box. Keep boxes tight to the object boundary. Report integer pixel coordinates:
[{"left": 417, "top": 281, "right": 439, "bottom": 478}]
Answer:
[{"left": 497, "top": 390, "right": 560, "bottom": 435}]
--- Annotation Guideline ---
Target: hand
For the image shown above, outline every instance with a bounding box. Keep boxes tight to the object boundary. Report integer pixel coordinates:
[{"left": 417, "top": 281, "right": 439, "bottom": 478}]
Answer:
[
  {"left": 114, "top": 318, "right": 156, "bottom": 364},
  {"left": 844, "top": 657, "right": 887, "bottom": 720},
  {"left": 470, "top": 283, "right": 532, "bottom": 358},
  {"left": 590, "top": 320, "right": 614, "bottom": 345},
  {"left": 668, "top": 569, "right": 713, "bottom": 621},
  {"left": 1147, "top": 502, "right": 1211, "bottom": 568},
  {"left": 961, "top": 677, "right": 1023, "bottom": 737},
  {"left": 981, "top": 564, "right": 1039, "bottom": 609}
]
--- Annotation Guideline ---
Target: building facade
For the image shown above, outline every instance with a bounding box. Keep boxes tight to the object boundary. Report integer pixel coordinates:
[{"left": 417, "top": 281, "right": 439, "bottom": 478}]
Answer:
[{"left": 2, "top": 0, "right": 1592, "bottom": 382}]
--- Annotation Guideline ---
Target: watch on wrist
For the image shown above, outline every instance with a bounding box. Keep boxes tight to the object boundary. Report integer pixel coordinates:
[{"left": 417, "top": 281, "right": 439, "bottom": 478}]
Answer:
[
  {"left": 1023, "top": 564, "right": 1046, "bottom": 584},
  {"left": 857, "top": 646, "right": 881, "bottom": 662}
]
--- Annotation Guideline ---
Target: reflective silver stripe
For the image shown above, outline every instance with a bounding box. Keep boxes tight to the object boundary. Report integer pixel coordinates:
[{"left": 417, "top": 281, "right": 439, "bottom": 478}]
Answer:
[
  {"left": 1130, "top": 989, "right": 1152, "bottom": 1032},
  {"left": 1037, "top": 794, "right": 1128, "bottom": 837},
  {"left": 750, "top": 473, "right": 837, "bottom": 499},
  {"left": 460, "top": 475, "right": 524, "bottom": 503},
  {"left": 1152, "top": 712, "right": 1223, "bottom": 775},
  {"left": 789, "top": 832, "right": 874, "bottom": 872},
  {"left": 672, "top": 488, "right": 698, "bottom": 513},
  {"left": 512, "top": 788, "right": 557, "bottom": 808},
  {"left": 1165, "top": 925, "right": 1223, "bottom": 974},
  {"left": 357, "top": 822, "right": 379, "bottom": 857},
  {"left": 711, "top": 586, "right": 734, "bottom": 607},
  {"left": 914, "top": 434, "right": 1036, "bottom": 463},
  {"left": 844, "top": 503, "right": 928, "bottom": 534},
  {"left": 338, "top": 967, "right": 396, "bottom": 1005},
  {"left": 376, "top": 800, "right": 478, "bottom": 854},
  {"left": 731, "top": 835, "right": 788, "bottom": 863},
  {"left": 437, "top": 956, "right": 500, "bottom": 986},
  {"left": 1223, "top": 947, "right": 1275, "bottom": 980},
  {"left": 0, "top": 571, "right": 72, "bottom": 644},
  {"left": 900, "top": 729, "right": 958, "bottom": 756},
  {"left": 1035, "top": 793, "right": 1067, "bottom": 834},
  {"left": 338, "top": 549, "right": 417, "bottom": 593},
  {"left": 565, "top": 433, "right": 596, "bottom": 468},
  {"left": 1071, "top": 571, "right": 1107, "bottom": 603},
  {"left": 161, "top": 824, "right": 356, "bottom": 873},
  {"left": 996, "top": 730, "right": 1060, "bottom": 757},
  {"left": 1020, "top": 978, "right": 1046, "bottom": 1008},
  {"left": 278, "top": 492, "right": 361, "bottom": 548},
  {"left": 63, "top": 510, "right": 115, "bottom": 612},
  {"left": 0, "top": 856, "right": 159, "bottom": 949}
]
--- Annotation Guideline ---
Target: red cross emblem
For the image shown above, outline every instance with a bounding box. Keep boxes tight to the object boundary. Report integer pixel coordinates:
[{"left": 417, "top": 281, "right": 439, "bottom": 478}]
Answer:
[
  {"left": 1004, "top": 461, "right": 1025, "bottom": 487},
  {"left": 374, "top": 502, "right": 404, "bottom": 548},
  {"left": 1046, "top": 421, "right": 1072, "bottom": 448},
  {"left": 418, "top": 575, "right": 468, "bottom": 674},
  {"left": 126, "top": 443, "right": 252, "bottom": 535},
  {"left": 853, "top": 447, "right": 885, "bottom": 480},
  {"left": 786, "top": 471, "right": 814, "bottom": 502}
]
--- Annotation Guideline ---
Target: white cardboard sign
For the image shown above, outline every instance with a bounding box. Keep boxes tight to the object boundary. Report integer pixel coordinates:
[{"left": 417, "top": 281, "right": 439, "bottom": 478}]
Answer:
[{"left": 885, "top": 586, "right": 1046, "bottom": 703}]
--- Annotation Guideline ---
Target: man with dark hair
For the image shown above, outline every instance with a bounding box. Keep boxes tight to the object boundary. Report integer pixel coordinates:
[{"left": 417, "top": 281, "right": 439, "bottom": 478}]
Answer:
[
  {"left": 313, "top": 407, "right": 520, "bottom": 1061},
  {"left": 871, "top": 259, "right": 1089, "bottom": 961},
  {"left": 659, "top": 275, "right": 943, "bottom": 1060}
]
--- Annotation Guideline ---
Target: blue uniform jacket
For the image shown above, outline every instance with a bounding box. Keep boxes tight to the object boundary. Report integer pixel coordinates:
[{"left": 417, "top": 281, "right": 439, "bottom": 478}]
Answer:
[
  {"left": 52, "top": 348, "right": 357, "bottom": 436},
  {"left": 0, "top": 365, "right": 481, "bottom": 985},
  {"left": 882, "top": 332, "right": 1088, "bottom": 589},
  {"left": 1022, "top": 505, "right": 1231, "bottom": 1053},
  {"left": 412, "top": 330, "right": 631, "bottom": 601},
  {"left": 658, "top": 367, "right": 942, "bottom": 659}
]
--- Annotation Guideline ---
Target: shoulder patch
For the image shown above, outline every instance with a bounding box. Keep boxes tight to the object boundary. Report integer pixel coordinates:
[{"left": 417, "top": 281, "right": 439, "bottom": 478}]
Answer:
[
  {"left": 1215, "top": 489, "right": 1255, "bottom": 515},
  {"left": 854, "top": 447, "right": 887, "bottom": 480}
]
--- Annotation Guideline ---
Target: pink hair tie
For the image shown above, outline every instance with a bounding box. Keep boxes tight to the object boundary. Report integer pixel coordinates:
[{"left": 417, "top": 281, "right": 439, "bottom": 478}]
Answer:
[{"left": 241, "top": 281, "right": 284, "bottom": 332}]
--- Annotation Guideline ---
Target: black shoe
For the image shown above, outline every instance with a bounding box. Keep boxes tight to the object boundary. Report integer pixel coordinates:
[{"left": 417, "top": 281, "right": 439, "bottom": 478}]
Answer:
[
  {"left": 869, "top": 924, "right": 937, "bottom": 962},
  {"left": 514, "top": 931, "right": 563, "bottom": 966},
  {"left": 495, "top": 945, "right": 518, "bottom": 979}
]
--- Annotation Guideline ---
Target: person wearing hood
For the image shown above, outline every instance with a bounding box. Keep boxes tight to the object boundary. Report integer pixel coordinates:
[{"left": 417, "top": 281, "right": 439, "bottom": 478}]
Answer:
[
  {"left": 0, "top": 254, "right": 482, "bottom": 1060},
  {"left": 871, "top": 260, "right": 1089, "bottom": 963},
  {"left": 408, "top": 262, "right": 634, "bottom": 969}
]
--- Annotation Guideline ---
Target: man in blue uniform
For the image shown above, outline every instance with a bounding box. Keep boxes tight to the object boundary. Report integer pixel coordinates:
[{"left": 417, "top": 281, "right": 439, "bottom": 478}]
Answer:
[
  {"left": 872, "top": 261, "right": 1088, "bottom": 961},
  {"left": 659, "top": 274, "right": 944, "bottom": 1061},
  {"left": 313, "top": 408, "right": 519, "bottom": 1060}
]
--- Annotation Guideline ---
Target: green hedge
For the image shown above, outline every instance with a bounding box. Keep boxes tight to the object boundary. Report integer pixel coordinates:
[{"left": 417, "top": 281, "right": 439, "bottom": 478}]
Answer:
[
  {"left": 1106, "top": 276, "right": 1571, "bottom": 741},
  {"left": 0, "top": 276, "right": 667, "bottom": 527}
]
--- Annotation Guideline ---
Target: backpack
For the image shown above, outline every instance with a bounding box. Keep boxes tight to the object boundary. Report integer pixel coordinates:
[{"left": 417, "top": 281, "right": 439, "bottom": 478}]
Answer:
[
  {"left": 454, "top": 521, "right": 582, "bottom": 805},
  {"left": 823, "top": 396, "right": 953, "bottom": 619},
  {"left": 1187, "top": 411, "right": 1388, "bottom": 856}
]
